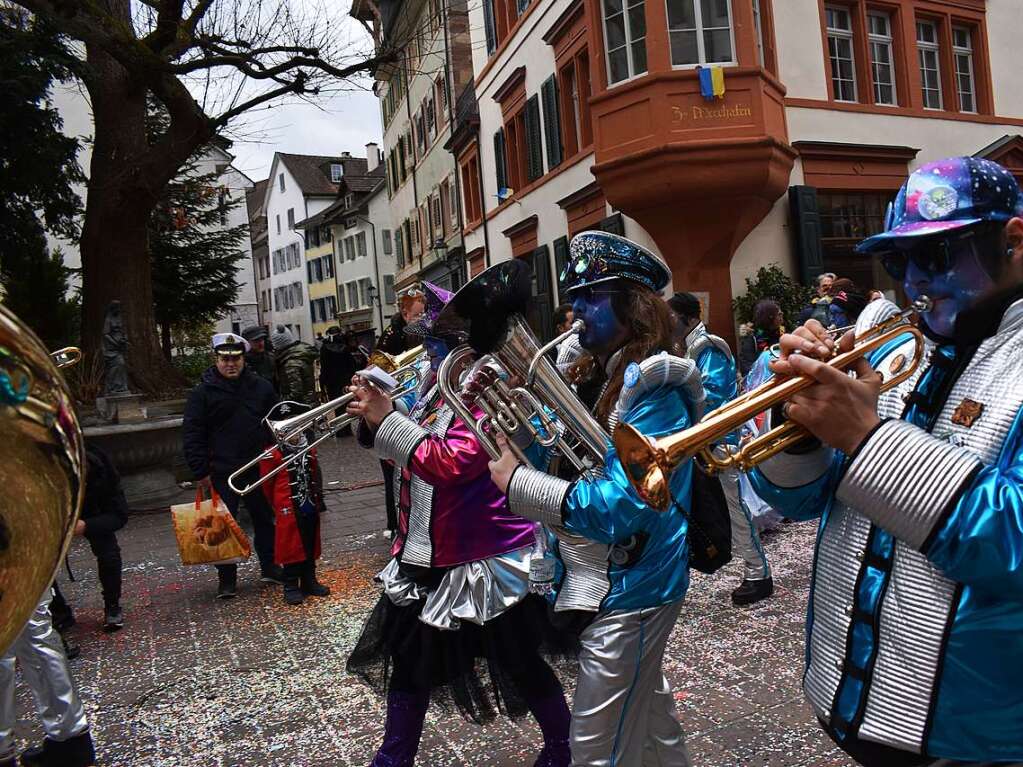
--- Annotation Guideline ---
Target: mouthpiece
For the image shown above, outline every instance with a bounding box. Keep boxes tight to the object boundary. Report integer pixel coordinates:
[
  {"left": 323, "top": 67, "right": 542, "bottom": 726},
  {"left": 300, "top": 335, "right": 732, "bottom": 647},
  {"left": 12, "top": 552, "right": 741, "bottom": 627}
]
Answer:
[{"left": 912, "top": 296, "right": 934, "bottom": 313}]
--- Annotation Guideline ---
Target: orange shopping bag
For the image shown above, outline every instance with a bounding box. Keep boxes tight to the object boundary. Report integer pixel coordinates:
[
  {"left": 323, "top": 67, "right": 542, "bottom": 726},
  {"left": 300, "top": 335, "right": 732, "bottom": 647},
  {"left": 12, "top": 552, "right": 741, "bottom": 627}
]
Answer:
[{"left": 171, "top": 487, "right": 252, "bottom": 566}]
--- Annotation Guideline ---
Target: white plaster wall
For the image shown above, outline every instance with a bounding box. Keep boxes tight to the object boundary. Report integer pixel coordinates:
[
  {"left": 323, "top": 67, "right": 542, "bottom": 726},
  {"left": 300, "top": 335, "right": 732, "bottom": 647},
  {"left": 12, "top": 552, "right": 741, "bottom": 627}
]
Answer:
[
  {"left": 983, "top": 0, "right": 1023, "bottom": 119},
  {"left": 787, "top": 107, "right": 1023, "bottom": 168},
  {"left": 773, "top": 0, "right": 829, "bottom": 101}
]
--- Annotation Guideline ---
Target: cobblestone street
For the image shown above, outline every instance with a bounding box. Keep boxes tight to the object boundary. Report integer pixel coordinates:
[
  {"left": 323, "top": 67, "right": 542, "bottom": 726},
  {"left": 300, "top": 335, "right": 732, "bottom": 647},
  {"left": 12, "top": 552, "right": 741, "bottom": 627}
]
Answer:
[{"left": 11, "top": 433, "right": 855, "bottom": 766}]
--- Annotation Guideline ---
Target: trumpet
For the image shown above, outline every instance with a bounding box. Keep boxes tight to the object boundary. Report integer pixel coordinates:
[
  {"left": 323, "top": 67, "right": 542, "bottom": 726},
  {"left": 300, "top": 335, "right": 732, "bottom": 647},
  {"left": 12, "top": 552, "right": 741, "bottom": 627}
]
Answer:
[
  {"left": 227, "top": 347, "right": 426, "bottom": 495},
  {"left": 615, "top": 298, "right": 931, "bottom": 512}
]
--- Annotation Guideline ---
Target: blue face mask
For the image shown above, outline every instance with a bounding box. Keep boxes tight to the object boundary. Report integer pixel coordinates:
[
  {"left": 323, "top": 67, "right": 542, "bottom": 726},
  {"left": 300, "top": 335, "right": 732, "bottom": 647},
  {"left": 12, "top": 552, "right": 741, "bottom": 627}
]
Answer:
[
  {"left": 571, "top": 286, "right": 625, "bottom": 353},
  {"left": 904, "top": 245, "right": 995, "bottom": 339},
  {"left": 424, "top": 336, "right": 450, "bottom": 372}
]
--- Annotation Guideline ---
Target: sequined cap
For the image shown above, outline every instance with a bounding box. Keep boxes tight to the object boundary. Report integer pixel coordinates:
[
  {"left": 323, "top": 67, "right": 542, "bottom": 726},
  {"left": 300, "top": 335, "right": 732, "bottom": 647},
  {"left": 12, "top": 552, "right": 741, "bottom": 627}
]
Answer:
[
  {"left": 560, "top": 231, "right": 671, "bottom": 294},
  {"left": 857, "top": 157, "right": 1023, "bottom": 252},
  {"left": 404, "top": 281, "right": 455, "bottom": 337}
]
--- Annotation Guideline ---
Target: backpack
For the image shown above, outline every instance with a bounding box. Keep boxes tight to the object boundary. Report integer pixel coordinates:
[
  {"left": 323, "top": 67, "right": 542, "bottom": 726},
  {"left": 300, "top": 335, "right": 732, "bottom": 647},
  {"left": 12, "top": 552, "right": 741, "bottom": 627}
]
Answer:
[{"left": 680, "top": 467, "right": 732, "bottom": 574}]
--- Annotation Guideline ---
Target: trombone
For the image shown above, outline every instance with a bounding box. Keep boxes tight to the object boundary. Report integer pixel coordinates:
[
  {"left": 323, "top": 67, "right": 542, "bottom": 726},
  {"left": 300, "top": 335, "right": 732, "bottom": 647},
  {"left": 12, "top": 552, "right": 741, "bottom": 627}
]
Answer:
[
  {"left": 227, "top": 346, "right": 426, "bottom": 495},
  {"left": 614, "top": 298, "right": 931, "bottom": 512}
]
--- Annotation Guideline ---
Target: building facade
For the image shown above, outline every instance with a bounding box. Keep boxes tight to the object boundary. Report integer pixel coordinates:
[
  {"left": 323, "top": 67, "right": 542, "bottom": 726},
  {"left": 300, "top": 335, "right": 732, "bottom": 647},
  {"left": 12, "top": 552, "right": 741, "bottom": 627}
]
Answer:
[
  {"left": 247, "top": 179, "right": 271, "bottom": 327},
  {"left": 299, "top": 145, "right": 398, "bottom": 343},
  {"left": 446, "top": 0, "right": 1023, "bottom": 344},
  {"left": 263, "top": 153, "right": 349, "bottom": 341},
  {"left": 354, "top": 0, "right": 474, "bottom": 294}
]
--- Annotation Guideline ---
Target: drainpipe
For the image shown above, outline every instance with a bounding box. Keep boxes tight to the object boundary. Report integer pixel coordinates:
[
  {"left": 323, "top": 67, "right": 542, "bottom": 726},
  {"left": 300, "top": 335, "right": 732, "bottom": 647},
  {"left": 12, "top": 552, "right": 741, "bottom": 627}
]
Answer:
[{"left": 402, "top": 59, "right": 421, "bottom": 274}]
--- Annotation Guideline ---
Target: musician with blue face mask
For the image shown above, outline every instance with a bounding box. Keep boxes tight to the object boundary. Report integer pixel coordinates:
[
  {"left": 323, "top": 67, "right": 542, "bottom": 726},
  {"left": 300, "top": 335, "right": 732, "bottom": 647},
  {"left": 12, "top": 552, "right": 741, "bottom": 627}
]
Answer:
[
  {"left": 749, "top": 157, "right": 1023, "bottom": 767},
  {"left": 489, "top": 231, "right": 706, "bottom": 767}
]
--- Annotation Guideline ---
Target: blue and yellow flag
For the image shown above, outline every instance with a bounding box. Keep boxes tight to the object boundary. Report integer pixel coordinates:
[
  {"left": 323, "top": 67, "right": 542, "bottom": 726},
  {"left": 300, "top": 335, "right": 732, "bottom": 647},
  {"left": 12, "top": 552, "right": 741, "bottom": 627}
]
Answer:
[{"left": 697, "top": 65, "right": 726, "bottom": 101}]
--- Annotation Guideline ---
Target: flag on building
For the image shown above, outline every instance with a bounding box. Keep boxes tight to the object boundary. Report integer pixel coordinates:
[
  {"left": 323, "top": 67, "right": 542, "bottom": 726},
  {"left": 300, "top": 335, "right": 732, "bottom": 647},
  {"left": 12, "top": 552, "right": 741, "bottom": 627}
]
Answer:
[{"left": 697, "top": 65, "right": 726, "bottom": 101}]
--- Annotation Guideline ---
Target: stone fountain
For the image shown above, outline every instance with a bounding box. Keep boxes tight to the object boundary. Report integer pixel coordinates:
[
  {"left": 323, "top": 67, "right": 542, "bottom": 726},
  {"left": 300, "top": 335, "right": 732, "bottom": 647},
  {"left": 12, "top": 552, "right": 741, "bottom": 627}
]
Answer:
[{"left": 82, "top": 301, "right": 188, "bottom": 510}]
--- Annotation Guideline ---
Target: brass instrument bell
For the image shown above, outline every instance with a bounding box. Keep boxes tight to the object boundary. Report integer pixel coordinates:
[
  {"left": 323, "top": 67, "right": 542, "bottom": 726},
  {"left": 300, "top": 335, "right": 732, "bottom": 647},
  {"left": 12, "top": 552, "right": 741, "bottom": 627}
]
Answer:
[{"left": 0, "top": 306, "right": 84, "bottom": 652}]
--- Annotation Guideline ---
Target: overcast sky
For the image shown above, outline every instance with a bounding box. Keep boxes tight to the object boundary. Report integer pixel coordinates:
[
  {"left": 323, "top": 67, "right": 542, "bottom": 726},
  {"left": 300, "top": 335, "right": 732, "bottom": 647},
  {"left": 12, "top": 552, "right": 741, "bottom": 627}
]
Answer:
[{"left": 227, "top": 86, "right": 383, "bottom": 182}]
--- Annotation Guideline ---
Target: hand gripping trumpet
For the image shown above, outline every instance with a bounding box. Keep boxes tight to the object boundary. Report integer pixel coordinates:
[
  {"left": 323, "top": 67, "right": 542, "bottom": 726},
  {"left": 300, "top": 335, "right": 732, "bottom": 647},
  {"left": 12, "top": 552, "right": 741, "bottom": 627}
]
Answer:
[
  {"left": 227, "top": 345, "right": 425, "bottom": 495},
  {"left": 614, "top": 297, "right": 932, "bottom": 512}
]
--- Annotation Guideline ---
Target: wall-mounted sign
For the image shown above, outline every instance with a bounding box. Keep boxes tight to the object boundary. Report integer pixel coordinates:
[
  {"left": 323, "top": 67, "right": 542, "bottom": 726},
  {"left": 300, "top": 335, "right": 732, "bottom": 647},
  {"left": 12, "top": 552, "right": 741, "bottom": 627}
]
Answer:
[{"left": 670, "top": 101, "right": 753, "bottom": 124}]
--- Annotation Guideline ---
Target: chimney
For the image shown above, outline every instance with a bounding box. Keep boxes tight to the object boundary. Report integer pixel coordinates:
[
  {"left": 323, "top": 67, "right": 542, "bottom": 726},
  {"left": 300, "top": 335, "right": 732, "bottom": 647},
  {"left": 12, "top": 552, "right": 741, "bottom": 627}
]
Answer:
[
  {"left": 366, "top": 142, "right": 380, "bottom": 172},
  {"left": 341, "top": 151, "right": 351, "bottom": 158}
]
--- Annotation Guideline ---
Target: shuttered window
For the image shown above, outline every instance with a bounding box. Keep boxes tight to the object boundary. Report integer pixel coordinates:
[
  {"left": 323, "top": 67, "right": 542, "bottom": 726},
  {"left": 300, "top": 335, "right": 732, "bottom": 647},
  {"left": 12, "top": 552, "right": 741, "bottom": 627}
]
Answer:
[
  {"left": 541, "top": 76, "right": 563, "bottom": 170},
  {"left": 494, "top": 128, "right": 508, "bottom": 193},
  {"left": 524, "top": 95, "right": 544, "bottom": 182},
  {"left": 483, "top": 0, "right": 497, "bottom": 54}
]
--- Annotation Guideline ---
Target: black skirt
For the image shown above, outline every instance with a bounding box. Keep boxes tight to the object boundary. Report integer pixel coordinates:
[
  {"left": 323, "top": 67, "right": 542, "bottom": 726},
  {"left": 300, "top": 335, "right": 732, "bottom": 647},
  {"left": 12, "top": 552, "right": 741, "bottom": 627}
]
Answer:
[{"left": 346, "top": 585, "right": 577, "bottom": 724}]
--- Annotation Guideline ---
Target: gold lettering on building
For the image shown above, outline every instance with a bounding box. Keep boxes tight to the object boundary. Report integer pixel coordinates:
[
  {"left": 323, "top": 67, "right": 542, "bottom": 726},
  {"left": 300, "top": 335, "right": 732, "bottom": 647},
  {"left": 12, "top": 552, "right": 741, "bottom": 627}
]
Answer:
[{"left": 671, "top": 103, "right": 753, "bottom": 122}]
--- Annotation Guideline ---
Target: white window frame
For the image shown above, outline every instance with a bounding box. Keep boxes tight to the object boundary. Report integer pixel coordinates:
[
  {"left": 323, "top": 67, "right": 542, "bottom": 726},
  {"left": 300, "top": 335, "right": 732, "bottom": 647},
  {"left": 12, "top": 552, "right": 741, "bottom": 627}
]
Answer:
[
  {"left": 867, "top": 12, "right": 897, "bottom": 106},
  {"left": 916, "top": 19, "right": 943, "bottom": 110},
  {"left": 330, "top": 164, "right": 342, "bottom": 183},
  {"left": 752, "top": 0, "right": 764, "bottom": 66},
  {"left": 665, "top": 0, "right": 738, "bottom": 69},
  {"left": 826, "top": 6, "right": 858, "bottom": 103},
  {"left": 602, "top": 0, "right": 648, "bottom": 86},
  {"left": 952, "top": 25, "right": 977, "bottom": 113}
]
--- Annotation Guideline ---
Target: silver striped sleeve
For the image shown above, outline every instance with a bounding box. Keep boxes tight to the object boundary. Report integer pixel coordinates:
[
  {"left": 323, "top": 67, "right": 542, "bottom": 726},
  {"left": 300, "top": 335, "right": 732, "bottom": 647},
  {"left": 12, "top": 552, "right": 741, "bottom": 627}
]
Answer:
[
  {"left": 373, "top": 411, "right": 429, "bottom": 468},
  {"left": 507, "top": 466, "right": 571, "bottom": 527},
  {"left": 836, "top": 419, "right": 982, "bottom": 550}
]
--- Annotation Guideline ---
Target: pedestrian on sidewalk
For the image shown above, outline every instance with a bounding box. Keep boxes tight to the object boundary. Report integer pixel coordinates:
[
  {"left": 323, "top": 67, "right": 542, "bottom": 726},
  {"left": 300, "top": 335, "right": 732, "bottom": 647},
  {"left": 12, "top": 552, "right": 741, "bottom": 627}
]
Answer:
[
  {"left": 1, "top": 590, "right": 96, "bottom": 767},
  {"left": 241, "top": 325, "right": 277, "bottom": 392},
  {"left": 271, "top": 325, "right": 318, "bottom": 406},
  {"left": 259, "top": 402, "right": 330, "bottom": 606},
  {"left": 318, "top": 326, "right": 355, "bottom": 402},
  {"left": 182, "top": 332, "right": 283, "bottom": 599},
  {"left": 78, "top": 445, "right": 129, "bottom": 629}
]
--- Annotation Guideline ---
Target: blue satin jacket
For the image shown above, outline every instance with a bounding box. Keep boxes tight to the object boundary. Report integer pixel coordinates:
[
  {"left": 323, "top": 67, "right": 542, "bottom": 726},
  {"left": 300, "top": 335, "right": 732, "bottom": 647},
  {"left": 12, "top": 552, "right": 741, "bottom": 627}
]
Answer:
[
  {"left": 509, "top": 353, "right": 704, "bottom": 613},
  {"left": 685, "top": 323, "right": 738, "bottom": 446},
  {"left": 750, "top": 298, "right": 1023, "bottom": 762}
]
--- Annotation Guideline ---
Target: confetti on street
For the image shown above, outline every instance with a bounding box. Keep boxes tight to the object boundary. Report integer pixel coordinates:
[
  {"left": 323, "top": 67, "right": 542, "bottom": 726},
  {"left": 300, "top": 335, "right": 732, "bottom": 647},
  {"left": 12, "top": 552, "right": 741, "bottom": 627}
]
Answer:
[{"left": 11, "top": 439, "right": 856, "bottom": 765}]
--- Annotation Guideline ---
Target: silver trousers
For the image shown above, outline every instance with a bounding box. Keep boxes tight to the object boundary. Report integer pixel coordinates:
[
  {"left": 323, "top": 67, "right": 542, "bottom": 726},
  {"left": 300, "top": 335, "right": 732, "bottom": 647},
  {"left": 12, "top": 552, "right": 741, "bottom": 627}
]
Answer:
[
  {"left": 570, "top": 602, "right": 691, "bottom": 767},
  {"left": 0, "top": 590, "right": 88, "bottom": 760},
  {"left": 716, "top": 450, "right": 770, "bottom": 581}
]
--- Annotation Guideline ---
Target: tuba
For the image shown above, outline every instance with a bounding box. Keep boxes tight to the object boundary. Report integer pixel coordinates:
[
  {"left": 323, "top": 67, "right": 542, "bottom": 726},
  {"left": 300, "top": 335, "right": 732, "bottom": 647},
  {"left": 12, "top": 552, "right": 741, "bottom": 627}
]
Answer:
[
  {"left": 614, "top": 297, "right": 931, "bottom": 511},
  {"left": 434, "top": 260, "right": 609, "bottom": 478},
  {"left": 0, "top": 306, "right": 84, "bottom": 652}
]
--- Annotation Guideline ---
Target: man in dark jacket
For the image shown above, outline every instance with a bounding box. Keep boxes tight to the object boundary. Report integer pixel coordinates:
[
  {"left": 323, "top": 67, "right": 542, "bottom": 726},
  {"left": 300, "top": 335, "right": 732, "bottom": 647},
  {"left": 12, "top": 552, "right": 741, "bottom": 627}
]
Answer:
[
  {"left": 182, "top": 332, "right": 282, "bottom": 598},
  {"left": 241, "top": 325, "right": 276, "bottom": 390},
  {"left": 270, "top": 326, "right": 318, "bottom": 406},
  {"left": 318, "top": 326, "right": 355, "bottom": 401}
]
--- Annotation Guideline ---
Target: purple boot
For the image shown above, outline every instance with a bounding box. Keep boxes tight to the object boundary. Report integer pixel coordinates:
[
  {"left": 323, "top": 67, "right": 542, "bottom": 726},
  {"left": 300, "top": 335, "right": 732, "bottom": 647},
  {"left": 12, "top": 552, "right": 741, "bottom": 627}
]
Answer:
[
  {"left": 527, "top": 692, "right": 572, "bottom": 767},
  {"left": 369, "top": 690, "right": 430, "bottom": 767}
]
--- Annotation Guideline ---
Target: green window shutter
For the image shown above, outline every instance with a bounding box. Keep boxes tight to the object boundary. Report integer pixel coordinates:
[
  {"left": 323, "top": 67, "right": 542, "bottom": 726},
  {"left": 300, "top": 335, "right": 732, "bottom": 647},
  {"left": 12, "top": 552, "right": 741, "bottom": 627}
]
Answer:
[
  {"left": 553, "top": 236, "right": 570, "bottom": 302},
  {"left": 541, "top": 75, "right": 563, "bottom": 169},
  {"left": 483, "top": 0, "right": 497, "bottom": 54},
  {"left": 494, "top": 128, "right": 507, "bottom": 193},
  {"left": 525, "top": 95, "right": 544, "bottom": 182}
]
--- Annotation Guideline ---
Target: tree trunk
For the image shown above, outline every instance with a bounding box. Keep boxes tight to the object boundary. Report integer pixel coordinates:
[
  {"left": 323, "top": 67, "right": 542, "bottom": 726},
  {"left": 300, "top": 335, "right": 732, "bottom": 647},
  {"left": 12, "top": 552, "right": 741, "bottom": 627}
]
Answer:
[
  {"left": 160, "top": 322, "right": 172, "bottom": 360},
  {"left": 77, "top": 2, "right": 204, "bottom": 392}
]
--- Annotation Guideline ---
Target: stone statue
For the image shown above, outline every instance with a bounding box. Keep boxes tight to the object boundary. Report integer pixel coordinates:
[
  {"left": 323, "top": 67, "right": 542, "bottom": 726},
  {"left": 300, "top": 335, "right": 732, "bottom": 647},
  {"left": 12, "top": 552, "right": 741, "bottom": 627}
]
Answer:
[{"left": 102, "top": 300, "right": 130, "bottom": 396}]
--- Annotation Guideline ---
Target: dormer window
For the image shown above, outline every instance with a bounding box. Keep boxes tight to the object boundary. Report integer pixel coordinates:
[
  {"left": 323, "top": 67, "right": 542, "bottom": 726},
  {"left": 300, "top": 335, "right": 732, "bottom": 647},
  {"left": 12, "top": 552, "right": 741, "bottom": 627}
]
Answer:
[
  {"left": 331, "top": 163, "right": 343, "bottom": 182},
  {"left": 344, "top": 194, "right": 354, "bottom": 209}
]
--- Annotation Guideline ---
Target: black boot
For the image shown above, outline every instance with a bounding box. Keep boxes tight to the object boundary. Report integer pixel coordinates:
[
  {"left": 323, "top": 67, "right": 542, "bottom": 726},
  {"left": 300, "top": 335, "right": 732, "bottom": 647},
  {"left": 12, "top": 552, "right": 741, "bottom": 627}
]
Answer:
[
  {"left": 260, "top": 564, "right": 285, "bottom": 585},
  {"left": 300, "top": 562, "right": 330, "bottom": 598},
  {"left": 217, "top": 567, "right": 237, "bottom": 600},
  {"left": 283, "top": 577, "right": 304, "bottom": 605},
  {"left": 731, "top": 577, "right": 774, "bottom": 606},
  {"left": 20, "top": 731, "right": 95, "bottom": 767},
  {"left": 103, "top": 603, "right": 124, "bottom": 632}
]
